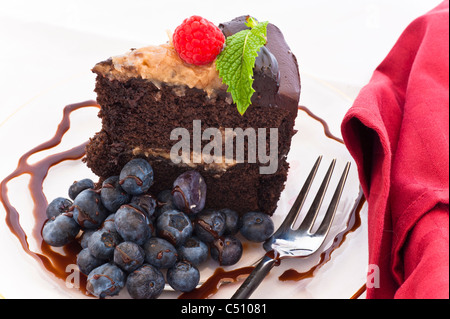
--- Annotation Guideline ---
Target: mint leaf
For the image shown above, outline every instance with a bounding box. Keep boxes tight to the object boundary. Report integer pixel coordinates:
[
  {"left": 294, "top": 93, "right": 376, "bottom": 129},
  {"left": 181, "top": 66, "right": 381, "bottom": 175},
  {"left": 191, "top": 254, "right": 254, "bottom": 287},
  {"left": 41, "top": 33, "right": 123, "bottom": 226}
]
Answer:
[{"left": 216, "top": 18, "right": 269, "bottom": 115}]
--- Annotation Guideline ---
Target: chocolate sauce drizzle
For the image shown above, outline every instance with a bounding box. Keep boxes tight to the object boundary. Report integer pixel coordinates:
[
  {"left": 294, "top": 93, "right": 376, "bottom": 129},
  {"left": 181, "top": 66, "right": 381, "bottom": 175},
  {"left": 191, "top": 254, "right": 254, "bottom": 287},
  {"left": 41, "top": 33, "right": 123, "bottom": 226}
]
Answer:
[
  {"left": 298, "top": 105, "right": 344, "bottom": 144},
  {"left": 0, "top": 100, "right": 100, "bottom": 294},
  {"left": 0, "top": 102, "right": 366, "bottom": 299}
]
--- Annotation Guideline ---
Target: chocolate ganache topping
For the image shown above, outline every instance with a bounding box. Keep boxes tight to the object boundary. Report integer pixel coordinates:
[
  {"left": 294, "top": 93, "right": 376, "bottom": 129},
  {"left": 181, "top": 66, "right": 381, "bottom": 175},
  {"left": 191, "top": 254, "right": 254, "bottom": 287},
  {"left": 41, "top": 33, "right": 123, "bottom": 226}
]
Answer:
[{"left": 219, "top": 16, "right": 301, "bottom": 120}]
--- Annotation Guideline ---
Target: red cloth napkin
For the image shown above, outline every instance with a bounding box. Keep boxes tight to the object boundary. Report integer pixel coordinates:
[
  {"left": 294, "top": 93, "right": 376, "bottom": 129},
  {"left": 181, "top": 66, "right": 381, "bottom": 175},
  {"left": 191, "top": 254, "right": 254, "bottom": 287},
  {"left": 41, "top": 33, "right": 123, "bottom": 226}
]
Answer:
[{"left": 341, "top": 1, "right": 449, "bottom": 299}]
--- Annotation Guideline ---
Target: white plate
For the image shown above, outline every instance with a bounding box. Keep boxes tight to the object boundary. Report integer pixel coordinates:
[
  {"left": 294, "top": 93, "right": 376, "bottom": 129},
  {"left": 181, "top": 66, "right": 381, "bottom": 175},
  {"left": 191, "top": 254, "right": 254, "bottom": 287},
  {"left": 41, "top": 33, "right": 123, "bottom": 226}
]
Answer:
[{"left": 0, "top": 68, "right": 368, "bottom": 299}]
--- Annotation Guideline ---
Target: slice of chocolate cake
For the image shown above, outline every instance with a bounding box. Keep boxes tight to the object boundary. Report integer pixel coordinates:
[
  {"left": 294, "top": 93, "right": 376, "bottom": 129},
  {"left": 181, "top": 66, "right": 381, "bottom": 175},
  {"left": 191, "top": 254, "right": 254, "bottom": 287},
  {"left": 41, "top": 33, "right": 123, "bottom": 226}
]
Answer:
[{"left": 85, "top": 15, "right": 300, "bottom": 215}]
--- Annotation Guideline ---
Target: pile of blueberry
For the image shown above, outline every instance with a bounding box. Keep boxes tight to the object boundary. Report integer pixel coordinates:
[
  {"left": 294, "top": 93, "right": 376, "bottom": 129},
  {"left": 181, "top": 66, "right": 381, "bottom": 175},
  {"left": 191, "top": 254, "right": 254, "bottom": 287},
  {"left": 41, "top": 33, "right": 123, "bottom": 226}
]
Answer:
[{"left": 42, "top": 158, "right": 274, "bottom": 299}]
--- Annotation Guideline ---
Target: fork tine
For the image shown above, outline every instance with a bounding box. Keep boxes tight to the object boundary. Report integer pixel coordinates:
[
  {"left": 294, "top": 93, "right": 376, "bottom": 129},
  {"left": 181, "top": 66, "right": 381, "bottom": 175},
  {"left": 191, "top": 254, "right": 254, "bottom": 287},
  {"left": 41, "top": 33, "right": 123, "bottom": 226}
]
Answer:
[
  {"left": 297, "top": 158, "right": 336, "bottom": 233},
  {"left": 279, "top": 155, "right": 323, "bottom": 230},
  {"left": 315, "top": 161, "right": 351, "bottom": 236}
]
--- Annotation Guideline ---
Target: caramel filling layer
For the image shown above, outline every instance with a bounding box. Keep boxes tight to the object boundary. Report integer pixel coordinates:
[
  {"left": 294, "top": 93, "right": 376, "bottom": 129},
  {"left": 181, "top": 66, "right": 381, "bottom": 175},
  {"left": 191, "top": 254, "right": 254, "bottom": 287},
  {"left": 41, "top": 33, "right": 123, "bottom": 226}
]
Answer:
[{"left": 93, "top": 43, "right": 225, "bottom": 97}]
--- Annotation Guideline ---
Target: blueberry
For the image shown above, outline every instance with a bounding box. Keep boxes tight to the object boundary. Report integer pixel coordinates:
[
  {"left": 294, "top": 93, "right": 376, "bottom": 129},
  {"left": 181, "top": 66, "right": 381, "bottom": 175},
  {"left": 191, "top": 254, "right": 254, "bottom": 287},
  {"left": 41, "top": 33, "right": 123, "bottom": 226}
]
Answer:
[
  {"left": 119, "top": 159, "right": 154, "bottom": 196},
  {"left": 219, "top": 208, "right": 240, "bottom": 235},
  {"left": 172, "top": 170, "right": 207, "bottom": 214},
  {"left": 142, "top": 237, "right": 178, "bottom": 269},
  {"left": 68, "top": 178, "right": 95, "bottom": 200},
  {"left": 46, "top": 197, "right": 73, "bottom": 219},
  {"left": 178, "top": 237, "right": 209, "bottom": 266},
  {"left": 240, "top": 211, "right": 274, "bottom": 243},
  {"left": 126, "top": 264, "right": 165, "bottom": 299},
  {"left": 100, "top": 213, "right": 117, "bottom": 233},
  {"left": 130, "top": 194, "right": 157, "bottom": 219},
  {"left": 193, "top": 209, "right": 226, "bottom": 243},
  {"left": 80, "top": 229, "right": 95, "bottom": 249},
  {"left": 87, "top": 228, "right": 122, "bottom": 260},
  {"left": 156, "top": 210, "right": 193, "bottom": 247},
  {"left": 167, "top": 261, "right": 200, "bottom": 293},
  {"left": 155, "top": 190, "right": 176, "bottom": 219},
  {"left": 72, "top": 189, "right": 110, "bottom": 229},
  {"left": 262, "top": 238, "right": 274, "bottom": 252},
  {"left": 114, "top": 205, "right": 152, "bottom": 245},
  {"left": 86, "top": 263, "right": 125, "bottom": 298},
  {"left": 114, "top": 241, "right": 145, "bottom": 273},
  {"left": 42, "top": 214, "right": 80, "bottom": 247},
  {"left": 210, "top": 235, "right": 243, "bottom": 266},
  {"left": 100, "top": 176, "right": 131, "bottom": 212},
  {"left": 157, "top": 189, "right": 174, "bottom": 203},
  {"left": 77, "top": 247, "right": 105, "bottom": 275}
]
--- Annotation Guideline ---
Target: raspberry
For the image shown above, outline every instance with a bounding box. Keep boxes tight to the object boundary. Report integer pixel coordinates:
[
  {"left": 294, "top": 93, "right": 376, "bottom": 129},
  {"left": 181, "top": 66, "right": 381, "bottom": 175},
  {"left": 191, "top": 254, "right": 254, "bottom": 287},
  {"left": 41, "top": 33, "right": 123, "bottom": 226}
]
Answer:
[{"left": 173, "top": 16, "right": 225, "bottom": 66}]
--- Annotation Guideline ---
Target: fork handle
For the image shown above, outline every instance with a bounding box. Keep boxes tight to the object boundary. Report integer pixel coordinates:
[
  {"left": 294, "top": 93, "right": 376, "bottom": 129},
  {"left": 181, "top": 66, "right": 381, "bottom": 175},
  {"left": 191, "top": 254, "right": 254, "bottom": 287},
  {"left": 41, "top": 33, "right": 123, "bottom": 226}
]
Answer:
[{"left": 231, "top": 254, "right": 278, "bottom": 299}]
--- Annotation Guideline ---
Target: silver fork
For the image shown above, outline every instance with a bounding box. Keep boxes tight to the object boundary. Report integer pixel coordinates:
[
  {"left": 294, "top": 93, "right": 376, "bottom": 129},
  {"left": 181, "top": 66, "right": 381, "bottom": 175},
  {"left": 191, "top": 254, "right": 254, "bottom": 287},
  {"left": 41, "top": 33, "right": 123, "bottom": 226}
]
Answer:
[{"left": 231, "top": 155, "right": 351, "bottom": 299}]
